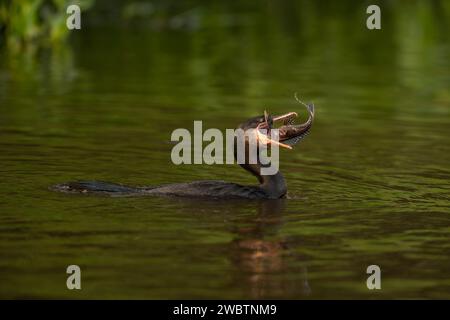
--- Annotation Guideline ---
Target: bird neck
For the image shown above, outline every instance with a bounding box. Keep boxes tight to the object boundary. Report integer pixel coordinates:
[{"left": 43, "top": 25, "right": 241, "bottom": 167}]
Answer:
[
  {"left": 233, "top": 138, "right": 287, "bottom": 198},
  {"left": 239, "top": 163, "right": 287, "bottom": 199},
  {"left": 260, "top": 170, "right": 287, "bottom": 199}
]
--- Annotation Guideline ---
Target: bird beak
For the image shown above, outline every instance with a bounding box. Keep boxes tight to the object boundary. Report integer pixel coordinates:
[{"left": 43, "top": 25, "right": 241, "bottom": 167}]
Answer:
[{"left": 256, "top": 113, "right": 293, "bottom": 150}]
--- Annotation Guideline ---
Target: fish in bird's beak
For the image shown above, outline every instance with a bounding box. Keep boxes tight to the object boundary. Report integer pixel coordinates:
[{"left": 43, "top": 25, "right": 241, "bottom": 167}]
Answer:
[{"left": 256, "top": 95, "right": 315, "bottom": 149}]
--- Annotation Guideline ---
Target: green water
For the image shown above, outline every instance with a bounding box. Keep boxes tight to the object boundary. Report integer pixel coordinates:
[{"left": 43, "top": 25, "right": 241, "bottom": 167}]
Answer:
[{"left": 0, "top": 1, "right": 449, "bottom": 299}]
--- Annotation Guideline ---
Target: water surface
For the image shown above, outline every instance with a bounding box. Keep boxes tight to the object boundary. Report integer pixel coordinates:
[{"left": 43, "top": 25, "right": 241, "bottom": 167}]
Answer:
[{"left": 0, "top": 2, "right": 449, "bottom": 299}]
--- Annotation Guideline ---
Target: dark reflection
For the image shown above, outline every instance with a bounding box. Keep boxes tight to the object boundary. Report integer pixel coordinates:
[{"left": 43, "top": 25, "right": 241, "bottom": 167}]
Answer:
[
  {"left": 170, "top": 198, "right": 311, "bottom": 298},
  {"left": 228, "top": 200, "right": 311, "bottom": 299}
]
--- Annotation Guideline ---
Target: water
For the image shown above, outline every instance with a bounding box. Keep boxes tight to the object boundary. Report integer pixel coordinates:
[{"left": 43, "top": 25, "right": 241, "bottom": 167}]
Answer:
[{"left": 0, "top": 1, "right": 449, "bottom": 299}]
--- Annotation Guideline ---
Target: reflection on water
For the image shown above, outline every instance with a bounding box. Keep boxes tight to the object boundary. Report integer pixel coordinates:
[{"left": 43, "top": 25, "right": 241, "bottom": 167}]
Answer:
[
  {"left": 0, "top": 1, "right": 449, "bottom": 299},
  {"left": 229, "top": 200, "right": 311, "bottom": 298}
]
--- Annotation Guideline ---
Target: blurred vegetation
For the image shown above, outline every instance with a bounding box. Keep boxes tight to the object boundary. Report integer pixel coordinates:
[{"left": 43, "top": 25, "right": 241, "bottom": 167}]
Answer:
[
  {"left": 0, "top": 0, "right": 94, "bottom": 50},
  {"left": 1, "top": 0, "right": 449, "bottom": 51},
  {"left": 0, "top": 2, "right": 447, "bottom": 55},
  {"left": 1, "top": 0, "right": 448, "bottom": 104}
]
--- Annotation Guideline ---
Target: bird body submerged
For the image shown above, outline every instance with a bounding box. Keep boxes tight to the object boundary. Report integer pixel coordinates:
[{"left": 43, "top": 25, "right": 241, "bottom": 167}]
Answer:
[{"left": 53, "top": 180, "right": 271, "bottom": 199}]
